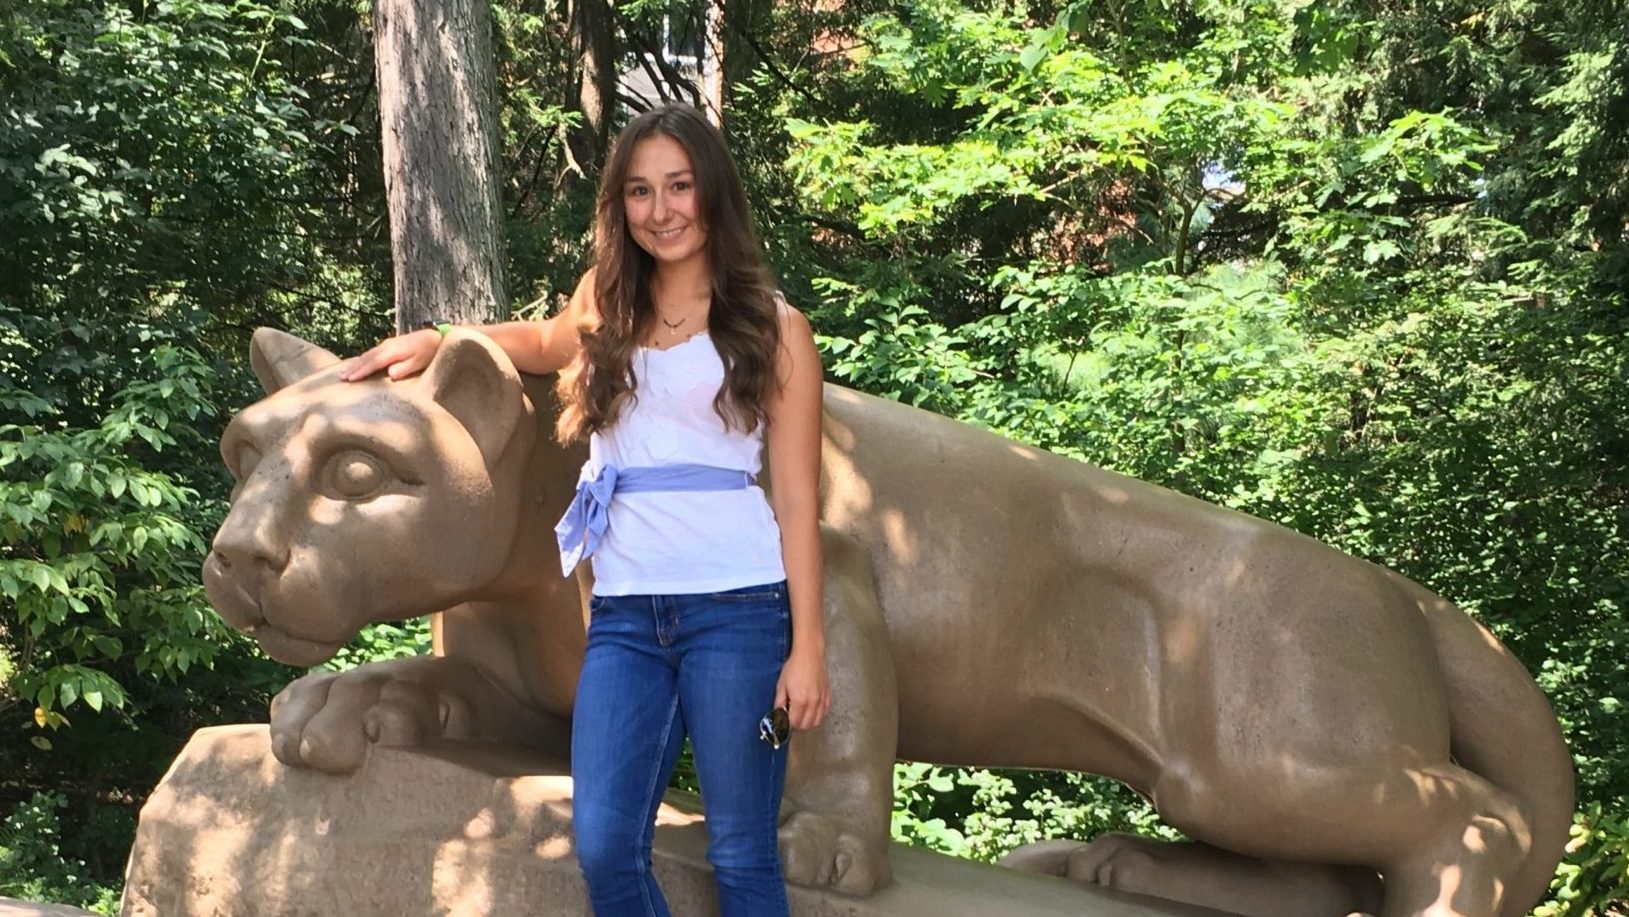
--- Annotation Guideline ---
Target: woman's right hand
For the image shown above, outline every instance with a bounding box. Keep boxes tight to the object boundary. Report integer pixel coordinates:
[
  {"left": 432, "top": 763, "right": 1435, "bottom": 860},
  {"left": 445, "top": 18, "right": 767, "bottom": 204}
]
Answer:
[{"left": 338, "top": 328, "right": 443, "bottom": 383}]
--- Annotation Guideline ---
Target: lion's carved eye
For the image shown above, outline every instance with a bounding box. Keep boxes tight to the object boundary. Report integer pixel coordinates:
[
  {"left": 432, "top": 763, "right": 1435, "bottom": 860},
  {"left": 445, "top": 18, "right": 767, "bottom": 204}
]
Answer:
[{"left": 323, "top": 450, "right": 387, "bottom": 500}]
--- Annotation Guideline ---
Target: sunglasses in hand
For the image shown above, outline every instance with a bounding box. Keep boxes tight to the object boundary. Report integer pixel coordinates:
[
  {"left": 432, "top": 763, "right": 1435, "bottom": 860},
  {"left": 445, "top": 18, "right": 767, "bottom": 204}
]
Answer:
[{"left": 758, "top": 705, "right": 791, "bottom": 750}]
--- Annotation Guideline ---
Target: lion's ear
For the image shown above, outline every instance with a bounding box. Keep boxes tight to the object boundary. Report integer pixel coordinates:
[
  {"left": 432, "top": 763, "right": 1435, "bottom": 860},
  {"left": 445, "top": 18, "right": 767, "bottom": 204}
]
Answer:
[
  {"left": 250, "top": 328, "right": 341, "bottom": 394},
  {"left": 419, "top": 329, "right": 523, "bottom": 464}
]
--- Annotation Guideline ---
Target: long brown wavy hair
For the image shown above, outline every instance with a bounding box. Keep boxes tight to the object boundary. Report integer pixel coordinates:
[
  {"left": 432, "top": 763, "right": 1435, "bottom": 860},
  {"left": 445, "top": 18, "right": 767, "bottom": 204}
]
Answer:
[{"left": 555, "top": 104, "right": 782, "bottom": 444}]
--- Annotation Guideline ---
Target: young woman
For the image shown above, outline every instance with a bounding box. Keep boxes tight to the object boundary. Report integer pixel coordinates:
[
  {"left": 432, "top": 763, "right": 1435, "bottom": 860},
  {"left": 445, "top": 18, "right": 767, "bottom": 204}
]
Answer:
[{"left": 340, "top": 102, "right": 830, "bottom": 916}]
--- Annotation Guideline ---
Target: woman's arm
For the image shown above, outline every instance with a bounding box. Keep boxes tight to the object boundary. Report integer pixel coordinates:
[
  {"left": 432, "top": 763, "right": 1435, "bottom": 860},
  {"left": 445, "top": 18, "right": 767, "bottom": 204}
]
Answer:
[
  {"left": 339, "top": 271, "right": 594, "bottom": 382},
  {"left": 766, "top": 302, "right": 831, "bottom": 732}
]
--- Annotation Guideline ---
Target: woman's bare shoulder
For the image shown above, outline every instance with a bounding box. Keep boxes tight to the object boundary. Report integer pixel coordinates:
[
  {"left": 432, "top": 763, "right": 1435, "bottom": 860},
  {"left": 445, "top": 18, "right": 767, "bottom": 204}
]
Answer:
[
  {"left": 773, "top": 290, "right": 810, "bottom": 333},
  {"left": 772, "top": 292, "right": 814, "bottom": 350},
  {"left": 564, "top": 267, "right": 600, "bottom": 323}
]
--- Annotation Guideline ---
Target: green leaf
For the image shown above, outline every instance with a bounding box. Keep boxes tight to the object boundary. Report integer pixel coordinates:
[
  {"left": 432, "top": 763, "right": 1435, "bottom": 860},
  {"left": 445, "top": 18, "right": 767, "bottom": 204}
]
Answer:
[{"left": 1019, "top": 41, "right": 1047, "bottom": 72}]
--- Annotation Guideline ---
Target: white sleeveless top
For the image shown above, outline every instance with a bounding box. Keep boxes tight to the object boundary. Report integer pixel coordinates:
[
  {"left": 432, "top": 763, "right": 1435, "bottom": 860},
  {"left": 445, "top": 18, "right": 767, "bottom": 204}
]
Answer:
[{"left": 583, "top": 332, "right": 787, "bottom": 596}]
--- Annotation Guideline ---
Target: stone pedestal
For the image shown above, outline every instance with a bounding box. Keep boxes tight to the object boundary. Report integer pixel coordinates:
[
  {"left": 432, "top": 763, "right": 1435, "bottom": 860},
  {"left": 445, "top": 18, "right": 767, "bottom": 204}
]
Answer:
[
  {"left": 0, "top": 900, "right": 100, "bottom": 916},
  {"left": 120, "top": 725, "right": 1212, "bottom": 917}
]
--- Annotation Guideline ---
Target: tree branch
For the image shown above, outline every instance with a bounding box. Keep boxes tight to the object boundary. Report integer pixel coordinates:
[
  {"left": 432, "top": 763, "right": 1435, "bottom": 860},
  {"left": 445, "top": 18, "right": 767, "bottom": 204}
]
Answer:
[
  {"left": 728, "top": 23, "right": 822, "bottom": 110},
  {"left": 613, "top": 10, "right": 699, "bottom": 106},
  {"left": 1199, "top": 190, "right": 1479, "bottom": 243}
]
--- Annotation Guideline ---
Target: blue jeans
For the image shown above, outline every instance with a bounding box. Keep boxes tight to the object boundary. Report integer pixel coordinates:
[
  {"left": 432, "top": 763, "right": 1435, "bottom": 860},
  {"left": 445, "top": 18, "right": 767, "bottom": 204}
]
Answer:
[{"left": 571, "top": 582, "right": 792, "bottom": 917}]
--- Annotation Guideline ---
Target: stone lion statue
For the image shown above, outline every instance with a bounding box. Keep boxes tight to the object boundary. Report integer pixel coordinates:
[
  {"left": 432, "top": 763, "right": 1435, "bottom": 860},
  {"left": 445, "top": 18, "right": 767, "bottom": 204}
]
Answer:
[{"left": 201, "top": 327, "right": 1574, "bottom": 917}]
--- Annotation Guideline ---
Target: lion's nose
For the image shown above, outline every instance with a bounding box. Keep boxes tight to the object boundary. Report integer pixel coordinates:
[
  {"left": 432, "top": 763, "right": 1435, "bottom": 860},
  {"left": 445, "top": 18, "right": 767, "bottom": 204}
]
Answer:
[{"left": 210, "top": 510, "right": 290, "bottom": 576}]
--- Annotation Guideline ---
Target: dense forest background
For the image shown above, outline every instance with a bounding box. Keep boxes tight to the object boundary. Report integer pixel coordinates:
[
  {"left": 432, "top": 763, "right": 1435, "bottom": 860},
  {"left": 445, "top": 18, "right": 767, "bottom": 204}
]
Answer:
[{"left": 1, "top": 0, "right": 1625, "bottom": 912}]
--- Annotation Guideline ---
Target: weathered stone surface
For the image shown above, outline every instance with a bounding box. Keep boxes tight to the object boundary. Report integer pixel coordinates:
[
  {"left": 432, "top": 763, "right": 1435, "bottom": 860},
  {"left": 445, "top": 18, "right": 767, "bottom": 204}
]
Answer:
[
  {"left": 0, "top": 899, "right": 100, "bottom": 916},
  {"left": 120, "top": 725, "right": 1220, "bottom": 917}
]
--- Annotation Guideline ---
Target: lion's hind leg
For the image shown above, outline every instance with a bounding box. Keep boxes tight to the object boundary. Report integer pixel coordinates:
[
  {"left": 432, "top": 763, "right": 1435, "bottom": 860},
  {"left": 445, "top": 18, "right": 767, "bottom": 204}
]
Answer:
[
  {"left": 1148, "top": 758, "right": 1532, "bottom": 917},
  {"left": 1362, "top": 764, "right": 1533, "bottom": 917},
  {"left": 1001, "top": 834, "right": 1383, "bottom": 917}
]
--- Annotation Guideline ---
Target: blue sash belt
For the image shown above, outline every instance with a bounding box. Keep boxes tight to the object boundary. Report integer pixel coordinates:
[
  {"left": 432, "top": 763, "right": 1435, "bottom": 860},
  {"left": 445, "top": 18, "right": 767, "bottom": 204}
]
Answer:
[{"left": 555, "top": 463, "right": 757, "bottom": 576}]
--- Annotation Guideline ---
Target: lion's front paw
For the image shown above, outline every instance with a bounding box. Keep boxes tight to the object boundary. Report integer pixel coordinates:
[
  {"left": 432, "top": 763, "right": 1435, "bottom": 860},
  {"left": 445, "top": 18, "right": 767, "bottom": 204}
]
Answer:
[
  {"left": 778, "top": 809, "right": 889, "bottom": 896},
  {"left": 269, "top": 665, "right": 474, "bottom": 774},
  {"left": 999, "top": 838, "right": 1095, "bottom": 877},
  {"left": 1063, "top": 833, "right": 1164, "bottom": 891}
]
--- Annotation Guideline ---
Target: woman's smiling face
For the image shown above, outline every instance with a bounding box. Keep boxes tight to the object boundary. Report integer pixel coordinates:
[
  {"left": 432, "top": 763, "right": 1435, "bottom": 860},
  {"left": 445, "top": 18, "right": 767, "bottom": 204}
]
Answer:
[{"left": 623, "top": 134, "right": 708, "bottom": 267}]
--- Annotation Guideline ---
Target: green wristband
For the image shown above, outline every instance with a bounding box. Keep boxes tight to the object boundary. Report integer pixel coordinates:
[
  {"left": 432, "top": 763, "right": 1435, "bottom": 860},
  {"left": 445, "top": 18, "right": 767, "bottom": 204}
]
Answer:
[{"left": 420, "top": 319, "right": 453, "bottom": 337}]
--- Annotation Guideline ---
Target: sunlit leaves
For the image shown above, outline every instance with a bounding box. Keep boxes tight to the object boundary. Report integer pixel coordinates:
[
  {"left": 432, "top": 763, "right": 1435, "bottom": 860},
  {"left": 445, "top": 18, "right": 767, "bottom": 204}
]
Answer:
[{"left": 0, "top": 341, "right": 230, "bottom": 727}]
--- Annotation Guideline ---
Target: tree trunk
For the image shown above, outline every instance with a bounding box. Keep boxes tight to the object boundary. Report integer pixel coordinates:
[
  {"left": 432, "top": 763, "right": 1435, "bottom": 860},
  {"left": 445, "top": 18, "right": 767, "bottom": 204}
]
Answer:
[
  {"left": 374, "top": 0, "right": 508, "bottom": 331},
  {"left": 564, "top": 0, "right": 616, "bottom": 185},
  {"left": 701, "top": 0, "right": 724, "bottom": 126}
]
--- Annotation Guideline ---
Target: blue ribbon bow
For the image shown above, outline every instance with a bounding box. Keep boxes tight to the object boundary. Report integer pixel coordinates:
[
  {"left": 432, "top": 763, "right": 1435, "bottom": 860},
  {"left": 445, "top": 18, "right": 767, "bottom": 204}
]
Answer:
[
  {"left": 555, "top": 464, "right": 621, "bottom": 576},
  {"left": 554, "top": 463, "right": 756, "bottom": 576}
]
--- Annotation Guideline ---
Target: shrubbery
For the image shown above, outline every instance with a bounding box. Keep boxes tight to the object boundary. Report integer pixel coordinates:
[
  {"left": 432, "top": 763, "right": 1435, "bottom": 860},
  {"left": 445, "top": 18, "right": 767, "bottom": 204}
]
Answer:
[{"left": 0, "top": 792, "right": 119, "bottom": 914}]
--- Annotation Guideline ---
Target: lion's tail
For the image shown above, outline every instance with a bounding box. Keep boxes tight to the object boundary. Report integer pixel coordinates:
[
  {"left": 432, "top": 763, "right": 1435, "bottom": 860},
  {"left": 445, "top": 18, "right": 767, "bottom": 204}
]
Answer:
[{"left": 1407, "top": 577, "right": 1575, "bottom": 917}]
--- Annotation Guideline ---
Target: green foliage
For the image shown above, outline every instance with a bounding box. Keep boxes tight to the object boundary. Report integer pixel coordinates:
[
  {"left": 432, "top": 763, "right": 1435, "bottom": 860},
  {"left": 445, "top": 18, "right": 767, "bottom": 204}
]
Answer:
[
  {"left": 0, "top": 793, "right": 119, "bottom": 914},
  {"left": 0, "top": 0, "right": 397, "bottom": 361},
  {"left": 323, "top": 620, "right": 434, "bottom": 673},
  {"left": 2, "top": 0, "right": 331, "bottom": 315},
  {"left": 892, "top": 764, "right": 1177, "bottom": 862},
  {"left": 1541, "top": 802, "right": 1629, "bottom": 917},
  {"left": 1, "top": 334, "right": 231, "bottom": 730}
]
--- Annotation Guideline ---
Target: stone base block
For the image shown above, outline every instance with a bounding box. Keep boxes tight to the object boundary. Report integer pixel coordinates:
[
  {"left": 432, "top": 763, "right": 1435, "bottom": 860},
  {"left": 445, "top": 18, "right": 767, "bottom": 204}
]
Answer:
[
  {"left": 0, "top": 900, "right": 100, "bottom": 917},
  {"left": 120, "top": 725, "right": 1211, "bottom": 917}
]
